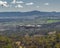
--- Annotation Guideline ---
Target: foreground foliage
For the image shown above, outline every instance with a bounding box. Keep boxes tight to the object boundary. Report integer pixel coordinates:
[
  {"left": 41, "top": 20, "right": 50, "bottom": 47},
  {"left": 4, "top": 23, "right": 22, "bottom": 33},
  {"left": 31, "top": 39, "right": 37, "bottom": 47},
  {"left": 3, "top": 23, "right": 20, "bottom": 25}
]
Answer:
[{"left": 0, "top": 32, "right": 60, "bottom": 48}]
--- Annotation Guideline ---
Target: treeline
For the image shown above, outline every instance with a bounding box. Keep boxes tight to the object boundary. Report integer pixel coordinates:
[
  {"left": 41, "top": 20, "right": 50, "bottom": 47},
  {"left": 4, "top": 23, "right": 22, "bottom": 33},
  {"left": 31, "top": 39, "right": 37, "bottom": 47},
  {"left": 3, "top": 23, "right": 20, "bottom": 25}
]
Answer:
[
  {"left": 0, "top": 32, "right": 60, "bottom": 48},
  {"left": 0, "top": 36, "right": 14, "bottom": 48},
  {"left": 17, "top": 32, "right": 60, "bottom": 48}
]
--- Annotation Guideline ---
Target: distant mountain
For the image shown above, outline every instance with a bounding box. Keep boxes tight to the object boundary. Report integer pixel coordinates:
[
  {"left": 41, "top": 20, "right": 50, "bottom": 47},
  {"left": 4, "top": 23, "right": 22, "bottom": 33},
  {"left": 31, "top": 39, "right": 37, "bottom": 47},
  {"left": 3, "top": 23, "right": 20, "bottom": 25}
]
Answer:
[{"left": 0, "top": 10, "right": 60, "bottom": 17}]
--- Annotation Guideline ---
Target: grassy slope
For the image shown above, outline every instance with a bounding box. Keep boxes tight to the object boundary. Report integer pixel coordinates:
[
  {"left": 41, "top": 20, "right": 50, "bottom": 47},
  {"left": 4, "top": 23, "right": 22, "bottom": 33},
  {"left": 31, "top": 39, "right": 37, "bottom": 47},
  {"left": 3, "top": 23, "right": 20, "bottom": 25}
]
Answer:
[{"left": 47, "top": 19, "right": 60, "bottom": 23}]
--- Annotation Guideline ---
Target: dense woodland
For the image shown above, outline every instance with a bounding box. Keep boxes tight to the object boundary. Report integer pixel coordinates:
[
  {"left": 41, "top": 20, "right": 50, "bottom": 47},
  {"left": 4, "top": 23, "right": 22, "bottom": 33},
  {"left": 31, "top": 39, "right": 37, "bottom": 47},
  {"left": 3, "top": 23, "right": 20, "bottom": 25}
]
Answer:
[{"left": 0, "top": 31, "right": 60, "bottom": 48}]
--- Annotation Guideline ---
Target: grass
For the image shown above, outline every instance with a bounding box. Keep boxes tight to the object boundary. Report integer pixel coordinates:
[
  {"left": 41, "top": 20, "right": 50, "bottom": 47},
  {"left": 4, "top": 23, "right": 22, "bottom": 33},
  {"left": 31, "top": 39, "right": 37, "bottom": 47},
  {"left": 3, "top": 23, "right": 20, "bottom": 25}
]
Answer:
[{"left": 47, "top": 19, "right": 60, "bottom": 23}]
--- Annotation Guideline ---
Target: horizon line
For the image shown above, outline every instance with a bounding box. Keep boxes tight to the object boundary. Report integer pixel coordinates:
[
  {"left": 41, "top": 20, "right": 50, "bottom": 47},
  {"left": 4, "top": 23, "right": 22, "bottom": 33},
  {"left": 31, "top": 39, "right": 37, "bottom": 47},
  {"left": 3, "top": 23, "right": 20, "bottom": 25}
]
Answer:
[{"left": 0, "top": 10, "right": 59, "bottom": 12}]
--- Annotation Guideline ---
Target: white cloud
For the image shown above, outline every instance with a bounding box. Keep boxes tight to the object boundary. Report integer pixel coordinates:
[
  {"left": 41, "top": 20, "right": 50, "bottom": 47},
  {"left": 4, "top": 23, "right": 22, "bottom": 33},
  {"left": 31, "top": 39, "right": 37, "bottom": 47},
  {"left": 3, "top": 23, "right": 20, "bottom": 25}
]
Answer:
[
  {"left": 0, "top": 1, "right": 9, "bottom": 7},
  {"left": 15, "top": 4, "right": 23, "bottom": 8},
  {"left": 11, "top": 0, "right": 16, "bottom": 4},
  {"left": 16, "top": 1, "right": 24, "bottom": 3},
  {"left": 36, "top": 6, "right": 40, "bottom": 8},
  {"left": 44, "top": 3, "right": 49, "bottom": 6},
  {"left": 11, "top": 0, "right": 24, "bottom": 4},
  {"left": 26, "top": 2, "right": 34, "bottom": 5}
]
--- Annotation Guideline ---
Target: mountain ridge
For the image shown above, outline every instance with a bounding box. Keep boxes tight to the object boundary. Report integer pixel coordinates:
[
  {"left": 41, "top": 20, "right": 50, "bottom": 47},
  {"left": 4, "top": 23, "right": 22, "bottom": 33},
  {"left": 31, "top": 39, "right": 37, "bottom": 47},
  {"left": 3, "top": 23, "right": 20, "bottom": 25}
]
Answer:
[{"left": 0, "top": 10, "right": 60, "bottom": 17}]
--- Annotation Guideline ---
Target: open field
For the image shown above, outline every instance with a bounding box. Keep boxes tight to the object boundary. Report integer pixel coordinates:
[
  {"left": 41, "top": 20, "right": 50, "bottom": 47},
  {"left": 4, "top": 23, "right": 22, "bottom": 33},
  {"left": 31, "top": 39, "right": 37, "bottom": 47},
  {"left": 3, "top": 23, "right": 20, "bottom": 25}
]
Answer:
[{"left": 47, "top": 19, "right": 60, "bottom": 23}]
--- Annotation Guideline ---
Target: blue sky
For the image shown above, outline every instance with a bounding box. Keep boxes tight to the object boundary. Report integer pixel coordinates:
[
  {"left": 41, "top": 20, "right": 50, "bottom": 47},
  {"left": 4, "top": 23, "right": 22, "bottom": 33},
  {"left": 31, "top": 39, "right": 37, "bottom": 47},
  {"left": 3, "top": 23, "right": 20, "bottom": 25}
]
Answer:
[{"left": 0, "top": 0, "right": 60, "bottom": 12}]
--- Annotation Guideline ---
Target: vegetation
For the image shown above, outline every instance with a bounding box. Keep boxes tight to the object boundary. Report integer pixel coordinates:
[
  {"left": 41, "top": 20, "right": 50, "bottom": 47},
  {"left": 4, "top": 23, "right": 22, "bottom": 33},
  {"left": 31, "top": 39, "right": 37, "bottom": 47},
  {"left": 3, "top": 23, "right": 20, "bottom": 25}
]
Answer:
[
  {"left": 0, "top": 31, "right": 60, "bottom": 48},
  {"left": 0, "top": 36, "right": 13, "bottom": 48},
  {"left": 47, "top": 19, "right": 60, "bottom": 23}
]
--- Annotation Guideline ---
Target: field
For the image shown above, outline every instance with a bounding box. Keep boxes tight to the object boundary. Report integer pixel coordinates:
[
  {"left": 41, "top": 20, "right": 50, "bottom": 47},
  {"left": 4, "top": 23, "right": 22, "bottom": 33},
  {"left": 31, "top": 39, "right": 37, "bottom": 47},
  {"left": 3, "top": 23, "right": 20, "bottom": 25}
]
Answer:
[{"left": 47, "top": 19, "right": 60, "bottom": 23}]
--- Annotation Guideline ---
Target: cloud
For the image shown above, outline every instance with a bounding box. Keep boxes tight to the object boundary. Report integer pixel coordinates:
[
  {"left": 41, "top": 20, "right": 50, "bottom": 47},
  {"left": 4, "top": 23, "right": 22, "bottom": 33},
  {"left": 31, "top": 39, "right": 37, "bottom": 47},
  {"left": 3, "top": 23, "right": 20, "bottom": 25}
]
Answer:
[
  {"left": 44, "top": 3, "right": 49, "bottom": 6},
  {"left": 11, "top": 0, "right": 24, "bottom": 4},
  {"left": 36, "top": 6, "right": 40, "bottom": 8},
  {"left": 15, "top": 4, "right": 23, "bottom": 8},
  {"left": 11, "top": 0, "right": 16, "bottom": 4},
  {"left": 16, "top": 1, "right": 24, "bottom": 3},
  {"left": 26, "top": 2, "right": 34, "bottom": 5},
  {"left": 0, "top": 1, "right": 9, "bottom": 7}
]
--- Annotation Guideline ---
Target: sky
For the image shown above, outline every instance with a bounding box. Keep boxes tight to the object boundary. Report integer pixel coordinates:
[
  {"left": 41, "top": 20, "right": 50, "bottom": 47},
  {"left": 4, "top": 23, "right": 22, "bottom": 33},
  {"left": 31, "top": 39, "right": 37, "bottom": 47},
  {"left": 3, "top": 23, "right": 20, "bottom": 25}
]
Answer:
[{"left": 0, "top": 0, "right": 60, "bottom": 12}]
